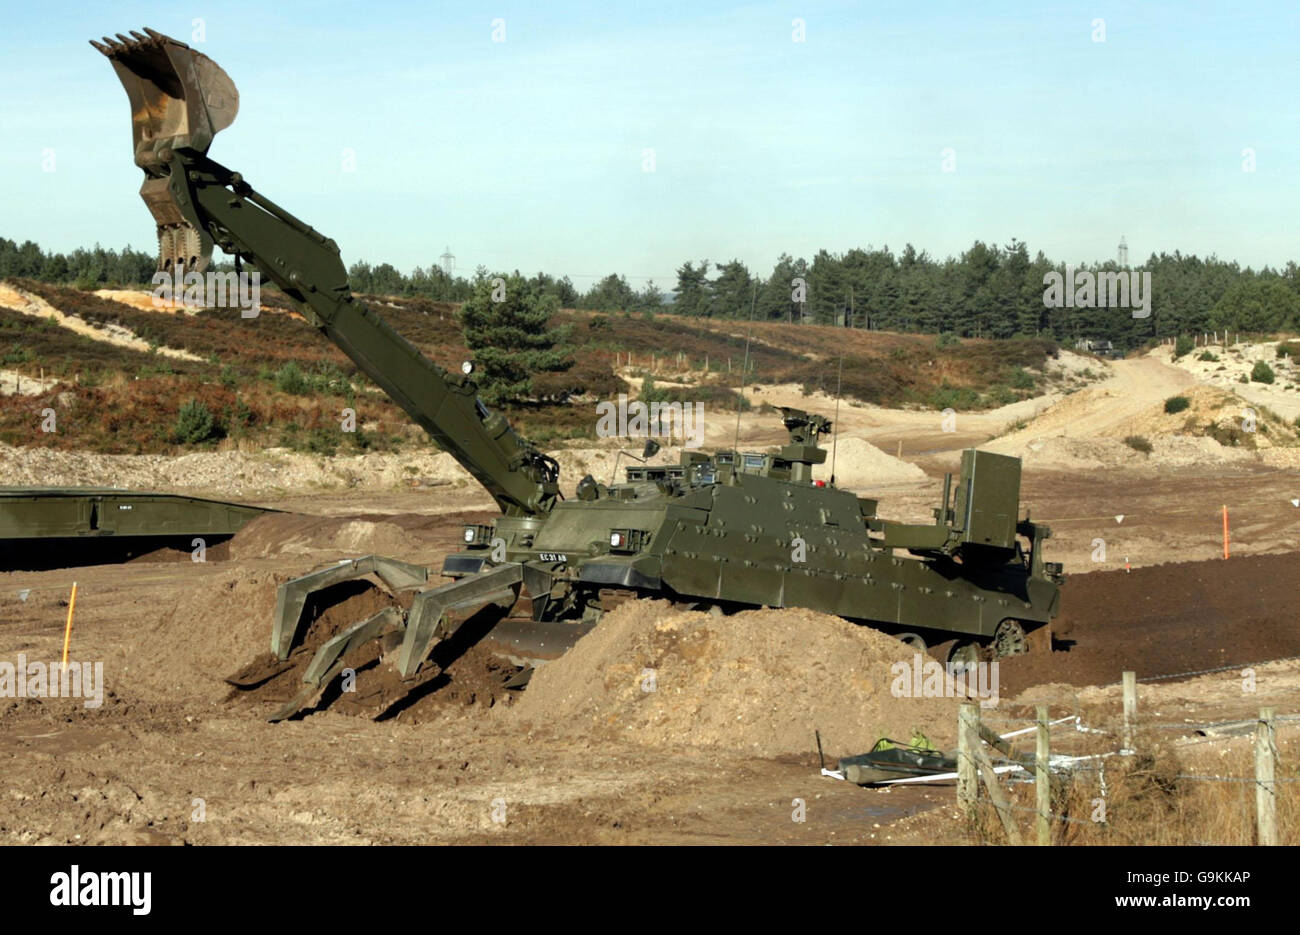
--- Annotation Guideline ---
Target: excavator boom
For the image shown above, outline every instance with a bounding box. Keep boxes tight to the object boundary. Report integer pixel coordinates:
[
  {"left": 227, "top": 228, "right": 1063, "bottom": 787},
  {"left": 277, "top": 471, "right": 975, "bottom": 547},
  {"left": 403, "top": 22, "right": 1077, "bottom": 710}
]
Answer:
[{"left": 93, "top": 29, "right": 558, "bottom": 518}]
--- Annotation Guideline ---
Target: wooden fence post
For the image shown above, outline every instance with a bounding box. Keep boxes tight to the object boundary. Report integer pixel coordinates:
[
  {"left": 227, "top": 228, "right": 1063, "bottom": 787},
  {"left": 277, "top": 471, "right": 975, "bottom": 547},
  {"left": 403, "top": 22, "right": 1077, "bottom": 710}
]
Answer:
[
  {"left": 972, "top": 733, "right": 1023, "bottom": 846},
  {"left": 1036, "top": 705, "right": 1051, "bottom": 846},
  {"left": 1122, "top": 671, "right": 1137, "bottom": 752},
  {"left": 1256, "top": 707, "right": 1277, "bottom": 846},
  {"left": 958, "top": 703, "right": 978, "bottom": 816}
]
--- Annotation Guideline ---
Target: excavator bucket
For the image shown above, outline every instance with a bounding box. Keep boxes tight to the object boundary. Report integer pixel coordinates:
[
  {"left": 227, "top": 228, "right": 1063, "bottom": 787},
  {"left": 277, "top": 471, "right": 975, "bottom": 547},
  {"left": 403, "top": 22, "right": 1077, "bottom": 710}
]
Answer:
[{"left": 90, "top": 28, "right": 238, "bottom": 274}]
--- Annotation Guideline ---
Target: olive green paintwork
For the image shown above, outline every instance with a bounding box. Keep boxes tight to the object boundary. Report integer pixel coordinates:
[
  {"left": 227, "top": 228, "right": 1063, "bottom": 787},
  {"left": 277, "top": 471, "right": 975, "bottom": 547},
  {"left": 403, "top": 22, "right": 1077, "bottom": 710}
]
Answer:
[
  {"left": 0, "top": 487, "right": 269, "bottom": 540},
  {"left": 455, "top": 438, "right": 1063, "bottom": 644},
  {"left": 0, "top": 487, "right": 273, "bottom": 570}
]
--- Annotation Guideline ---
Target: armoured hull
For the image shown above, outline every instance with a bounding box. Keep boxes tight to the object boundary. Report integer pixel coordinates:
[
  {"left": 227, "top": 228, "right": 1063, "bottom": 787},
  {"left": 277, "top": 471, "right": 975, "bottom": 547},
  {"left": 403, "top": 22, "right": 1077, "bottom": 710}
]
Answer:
[{"left": 0, "top": 487, "right": 273, "bottom": 569}]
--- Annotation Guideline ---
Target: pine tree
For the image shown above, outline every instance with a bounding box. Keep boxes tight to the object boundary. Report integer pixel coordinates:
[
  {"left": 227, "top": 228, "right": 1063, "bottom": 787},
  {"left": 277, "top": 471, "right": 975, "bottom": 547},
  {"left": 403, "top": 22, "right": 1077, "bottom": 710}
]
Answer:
[{"left": 458, "top": 273, "right": 572, "bottom": 404}]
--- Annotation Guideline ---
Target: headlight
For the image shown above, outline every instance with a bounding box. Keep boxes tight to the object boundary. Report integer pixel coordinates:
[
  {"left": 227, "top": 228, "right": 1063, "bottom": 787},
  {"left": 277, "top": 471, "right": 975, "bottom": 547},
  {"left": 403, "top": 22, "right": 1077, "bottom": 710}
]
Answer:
[
  {"left": 462, "top": 524, "right": 492, "bottom": 546},
  {"left": 609, "top": 528, "right": 643, "bottom": 552}
]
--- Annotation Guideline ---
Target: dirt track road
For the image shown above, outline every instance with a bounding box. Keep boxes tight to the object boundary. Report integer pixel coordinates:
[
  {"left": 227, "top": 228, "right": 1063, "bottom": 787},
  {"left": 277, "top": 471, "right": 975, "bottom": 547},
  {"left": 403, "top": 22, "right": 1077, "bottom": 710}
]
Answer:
[{"left": 986, "top": 356, "right": 1197, "bottom": 452}]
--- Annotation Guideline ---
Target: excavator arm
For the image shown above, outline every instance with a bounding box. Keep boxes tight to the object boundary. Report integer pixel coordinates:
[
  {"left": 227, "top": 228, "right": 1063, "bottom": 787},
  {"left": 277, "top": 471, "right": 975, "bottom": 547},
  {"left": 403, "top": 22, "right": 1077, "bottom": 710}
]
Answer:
[{"left": 92, "top": 29, "right": 558, "bottom": 517}]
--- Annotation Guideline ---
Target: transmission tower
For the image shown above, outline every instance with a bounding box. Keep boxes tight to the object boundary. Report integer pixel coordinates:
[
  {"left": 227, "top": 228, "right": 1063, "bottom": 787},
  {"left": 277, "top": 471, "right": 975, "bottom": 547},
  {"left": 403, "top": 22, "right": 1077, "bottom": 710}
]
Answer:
[
  {"left": 1117, "top": 235, "right": 1129, "bottom": 268},
  {"left": 439, "top": 245, "right": 455, "bottom": 275}
]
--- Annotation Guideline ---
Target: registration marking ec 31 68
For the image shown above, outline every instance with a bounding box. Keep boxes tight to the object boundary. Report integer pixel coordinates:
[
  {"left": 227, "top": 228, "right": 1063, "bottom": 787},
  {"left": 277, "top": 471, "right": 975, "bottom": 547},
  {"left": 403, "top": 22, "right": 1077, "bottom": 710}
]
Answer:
[{"left": 538, "top": 552, "right": 567, "bottom": 563}]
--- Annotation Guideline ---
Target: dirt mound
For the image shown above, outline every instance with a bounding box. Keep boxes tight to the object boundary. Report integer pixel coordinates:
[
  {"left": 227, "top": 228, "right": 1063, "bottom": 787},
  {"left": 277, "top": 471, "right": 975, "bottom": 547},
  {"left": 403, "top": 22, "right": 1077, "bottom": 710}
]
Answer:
[
  {"left": 812, "top": 436, "right": 926, "bottom": 489},
  {"left": 984, "top": 384, "right": 1270, "bottom": 469},
  {"left": 998, "top": 551, "right": 1300, "bottom": 695},
  {"left": 989, "top": 433, "right": 1257, "bottom": 471},
  {"left": 229, "top": 513, "right": 424, "bottom": 560},
  {"left": 1109, "top": 384, "right": 1299, "bottom": 449},
  {"left": 117, "top": 568, "right": 279, "bottom": 704},
  {"left": 1160, "top": 340, "right": 1300, "bottom": 423},
  {"left": 515, "top": 600, "right": 960, "bottom": 758},
  {"left": 985, "top": 358, "right": 1299, "bottom": 470}
]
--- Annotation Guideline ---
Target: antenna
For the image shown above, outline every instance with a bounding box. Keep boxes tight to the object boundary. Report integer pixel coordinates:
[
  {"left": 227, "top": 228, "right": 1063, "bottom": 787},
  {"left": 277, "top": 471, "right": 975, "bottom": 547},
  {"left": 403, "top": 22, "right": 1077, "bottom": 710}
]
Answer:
[
  {"left": 830, "top": 355, "right": 843, "bottom": 485},
  {"left": 732, "top": 282, "right": 758, "bottom": 459}
]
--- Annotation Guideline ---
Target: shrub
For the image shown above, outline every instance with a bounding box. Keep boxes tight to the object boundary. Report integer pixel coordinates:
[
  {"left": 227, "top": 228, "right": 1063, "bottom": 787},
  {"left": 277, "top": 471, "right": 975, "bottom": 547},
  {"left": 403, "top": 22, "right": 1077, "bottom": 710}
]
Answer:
[
  {"left": 1009, "top": 367, "right": 1035, "bottom": 390},
  {"left": 274, "top": 361, "right": 310, "bottom": 395},
  {"left": 1124, "top": 435, "right": 1153, "bottom": 455},
  {"left": 1251, "top": 361, "right": 1275, "bottom": 384},
  {"left": 929, "top": 381, "right": 981, "bottom": 411},
  {"left": 987, "top": 385, "right": 1019, "bottom": 406},
  {"left": 1198, "top": 351, "right": 1218, "bottom": 362},
  {"left": 173, "top": 398, "right": 223, "bottom": 444},
  {"left": 1238, "top": 374, "right": 1249, "bottom": 383},
  {"left": 1173, "top": 335, "right": 1194, "bottom": 358},
  {"left": 1164, "top": 395, "right": 1191, "bottom": 415},
  {"left": 1205, "top": 421, "right": 1245, "bottom": 448},
  {"left": 639, "top": 375, "right": 669, "bottom": 404}
]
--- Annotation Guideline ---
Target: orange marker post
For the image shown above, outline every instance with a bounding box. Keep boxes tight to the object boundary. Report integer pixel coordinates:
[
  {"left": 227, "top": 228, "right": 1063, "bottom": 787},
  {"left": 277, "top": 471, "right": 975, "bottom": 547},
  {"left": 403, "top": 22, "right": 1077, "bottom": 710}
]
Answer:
[
  {"left": 60, "top": 582, "right": 78, "bottom": 671},
  {"left": 1222, "top": 505, "right": 1230, "bottom": 559}
]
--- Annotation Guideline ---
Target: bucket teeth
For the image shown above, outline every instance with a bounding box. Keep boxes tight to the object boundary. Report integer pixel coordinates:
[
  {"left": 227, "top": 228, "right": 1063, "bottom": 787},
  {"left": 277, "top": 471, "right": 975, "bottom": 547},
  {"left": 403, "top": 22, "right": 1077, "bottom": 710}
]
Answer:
[
  {"left": 92, "top": 26, "right": 238, "bottom": 165},
  {"left": 155, "top": 223, "right": 208, "bottom": 276}
]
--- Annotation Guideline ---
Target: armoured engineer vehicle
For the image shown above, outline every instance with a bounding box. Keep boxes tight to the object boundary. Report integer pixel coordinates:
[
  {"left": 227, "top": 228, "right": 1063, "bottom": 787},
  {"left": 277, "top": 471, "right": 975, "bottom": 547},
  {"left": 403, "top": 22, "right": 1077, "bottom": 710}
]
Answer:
[{"left": 94, "top": 28, "right": 1064, "bottom": 719}]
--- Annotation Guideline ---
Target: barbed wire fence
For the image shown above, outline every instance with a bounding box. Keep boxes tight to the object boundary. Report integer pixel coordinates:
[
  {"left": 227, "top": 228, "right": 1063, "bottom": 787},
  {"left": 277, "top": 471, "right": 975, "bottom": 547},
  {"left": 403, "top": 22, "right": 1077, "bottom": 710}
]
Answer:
[{"left": 952, "top": 661, "right": 1293, "bottom": 846}]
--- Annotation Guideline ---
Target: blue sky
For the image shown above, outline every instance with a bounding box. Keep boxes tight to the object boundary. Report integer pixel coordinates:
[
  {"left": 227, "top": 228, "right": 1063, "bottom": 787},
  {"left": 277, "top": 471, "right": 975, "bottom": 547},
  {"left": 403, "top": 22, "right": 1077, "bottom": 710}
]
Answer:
[{"left": 1, "top": 1, "right": 1296, "bottom": 287}]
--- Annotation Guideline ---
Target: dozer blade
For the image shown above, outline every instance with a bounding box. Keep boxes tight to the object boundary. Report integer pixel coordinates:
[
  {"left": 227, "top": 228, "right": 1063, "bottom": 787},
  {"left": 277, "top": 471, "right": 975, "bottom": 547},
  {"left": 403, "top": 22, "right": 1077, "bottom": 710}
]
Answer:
[
  {"left": 266, "top": 562, "right": 526, "bottom": 721},
  {"left": 271, "top": 555, "right": 429, "bottom": 660},
  {"left": 91, "top": 27, "right": 239, "bottom": 274},
  {"left": 267, "top": 607, "right": 404, "bottom": 723},
  {"left": 397, "top": 563, "right": 524, "bottom": 677}
]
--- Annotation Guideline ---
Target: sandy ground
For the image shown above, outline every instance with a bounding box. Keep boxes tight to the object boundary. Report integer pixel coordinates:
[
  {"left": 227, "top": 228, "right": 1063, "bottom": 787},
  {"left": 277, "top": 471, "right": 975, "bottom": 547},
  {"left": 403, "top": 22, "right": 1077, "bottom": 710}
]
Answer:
[
  {"left": 1157, "top": 340, "right": 1300, "bottom": 422},
  {"left": 0, "top": 282, "right": 203, "bottom": 363},
  {"left": 2, "top": 463, "right": 1297, "bottom": 846},
  {"left": 0, "top": 369, "right": 58, "bottom": 397},
  {"left": 2, "top": 346, "right": 1298, "bottom": 845}
]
